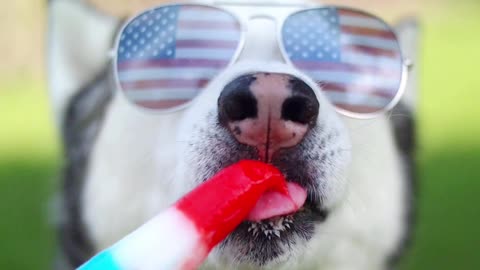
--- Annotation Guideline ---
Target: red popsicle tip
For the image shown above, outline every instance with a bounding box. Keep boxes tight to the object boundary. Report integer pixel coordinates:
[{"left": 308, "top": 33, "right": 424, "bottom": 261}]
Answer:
[
  {"left": 175, "top": 160, "right": 305, "bottom": 254},
  {"left": 239, "top": 161, "right": 292, "bottom": 192}
]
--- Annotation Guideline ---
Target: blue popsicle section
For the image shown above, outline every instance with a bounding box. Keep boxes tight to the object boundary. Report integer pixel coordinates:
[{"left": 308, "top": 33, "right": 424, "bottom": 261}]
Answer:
[{"left": 77, "top": 249, "right": 122, "bottom": 270}]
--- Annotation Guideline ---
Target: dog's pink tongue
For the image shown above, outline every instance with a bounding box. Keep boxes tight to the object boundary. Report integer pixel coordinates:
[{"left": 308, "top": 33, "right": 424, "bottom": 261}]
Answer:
[{"left": 247, "top": 182, "right": 307, "bottom": 222}]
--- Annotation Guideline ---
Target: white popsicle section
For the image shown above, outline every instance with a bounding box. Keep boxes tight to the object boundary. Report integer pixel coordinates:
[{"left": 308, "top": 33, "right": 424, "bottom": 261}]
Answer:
[
  {"left": 114, "top": 208, "right": 207, "bottom": 270},
  {"left": 78, "top": 208, "right": 207, "bottom": 270}
]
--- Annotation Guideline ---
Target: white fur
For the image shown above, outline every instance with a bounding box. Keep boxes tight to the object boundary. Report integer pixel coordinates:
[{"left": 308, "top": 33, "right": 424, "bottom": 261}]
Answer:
[
  {"left": 49, "top": 0, "right": 417, "bottom": 269},
  {"left": 47, "top": 0, "right": 118, "bottom": 125},
  {"left": 299, "top": 117, "right": 407, "bottom": 270},
  {"left": 82, "top": 95, "right": 183, "bottom": 248}
]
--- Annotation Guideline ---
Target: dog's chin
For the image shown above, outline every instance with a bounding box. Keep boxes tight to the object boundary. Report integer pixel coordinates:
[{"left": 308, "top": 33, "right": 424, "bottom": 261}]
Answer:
[
  {"left": 217, "top": 195, "right": 328, "bottom": 267},
  {"left": 208, "top": 149, "right": 330, "bottom": 267}
]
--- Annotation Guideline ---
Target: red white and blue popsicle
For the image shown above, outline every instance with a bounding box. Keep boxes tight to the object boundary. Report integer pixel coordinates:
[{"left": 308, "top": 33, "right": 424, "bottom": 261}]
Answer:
[{"left": 78, "top": 160, "right": 307, "bottom": 270}]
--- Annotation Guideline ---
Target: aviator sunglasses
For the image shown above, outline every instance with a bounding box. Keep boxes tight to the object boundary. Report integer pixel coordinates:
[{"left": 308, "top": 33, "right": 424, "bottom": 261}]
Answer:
[{"left": 113, "top": 2, "right": 410, "bottom": 118}]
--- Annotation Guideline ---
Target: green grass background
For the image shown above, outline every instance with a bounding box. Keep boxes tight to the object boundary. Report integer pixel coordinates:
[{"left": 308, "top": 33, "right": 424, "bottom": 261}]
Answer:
[{"left": 0, "top": 1, "right": 479, "bottom": 269}]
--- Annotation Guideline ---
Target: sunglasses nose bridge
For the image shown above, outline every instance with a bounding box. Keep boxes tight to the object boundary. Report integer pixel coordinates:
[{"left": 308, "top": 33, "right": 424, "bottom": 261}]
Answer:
[{"left": 235, "top": 17, "right": 285, "bottom": 64}]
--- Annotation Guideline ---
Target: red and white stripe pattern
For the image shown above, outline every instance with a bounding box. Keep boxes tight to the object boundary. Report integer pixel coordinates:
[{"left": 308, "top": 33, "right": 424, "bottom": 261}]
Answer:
[
  {"left": 117, "top": 5, "right": 241, "bottom": 110},
  {"left": 283, "top": 7, "right": 403, "bottom": 114}
]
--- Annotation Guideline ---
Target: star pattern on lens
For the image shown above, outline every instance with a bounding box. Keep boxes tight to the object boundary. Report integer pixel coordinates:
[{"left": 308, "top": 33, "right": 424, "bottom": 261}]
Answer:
[
  {"left": 119, "top": 6, "right": 180, "bottom": 61},
  {"left": 283, "top": 7, "right": 341, "bottom": 62}
]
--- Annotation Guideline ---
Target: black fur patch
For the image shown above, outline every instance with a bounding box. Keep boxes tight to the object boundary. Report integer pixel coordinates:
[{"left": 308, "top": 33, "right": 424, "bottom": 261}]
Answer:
[
  {"left": 387, "top": 102, "right": 417, "bottom": 268},
  {"left": 58, "top": 65, "right": 114, "bottom": 269}
]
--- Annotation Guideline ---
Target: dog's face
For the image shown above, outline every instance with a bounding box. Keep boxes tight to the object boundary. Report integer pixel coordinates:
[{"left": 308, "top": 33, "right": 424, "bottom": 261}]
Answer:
[
  {"left": 49, "top": 0, "right": 417, "bottom": 269},
  {"left": 110, "top": 10, "right": 352, "bottom": 265}
]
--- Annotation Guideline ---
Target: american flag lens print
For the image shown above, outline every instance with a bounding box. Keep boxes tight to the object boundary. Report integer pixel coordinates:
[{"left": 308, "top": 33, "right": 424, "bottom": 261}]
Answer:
[
  {"left": 282, "top": 7, "right": 403, "bottom": 114},
  {"left": 117, "top": 5, "right": 241, "bottom": 110}
]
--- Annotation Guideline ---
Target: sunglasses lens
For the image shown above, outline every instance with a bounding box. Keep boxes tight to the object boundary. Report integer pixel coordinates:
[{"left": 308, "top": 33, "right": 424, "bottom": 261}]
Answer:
[
  {"left": 282, "top": 7, "right": 403, "bottom": 115},
  {"left": 116, "top": 5, "right": 241, "bottom": 110}
]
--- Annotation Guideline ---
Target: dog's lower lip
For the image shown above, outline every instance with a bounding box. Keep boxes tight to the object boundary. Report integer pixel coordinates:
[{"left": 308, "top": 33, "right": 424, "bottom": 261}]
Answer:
[
  {"left": 251, "top": 206, "right": 306, "bottom": 224},
  {"left": 305, "top": 198, "right": 329, "bottom": 222}
]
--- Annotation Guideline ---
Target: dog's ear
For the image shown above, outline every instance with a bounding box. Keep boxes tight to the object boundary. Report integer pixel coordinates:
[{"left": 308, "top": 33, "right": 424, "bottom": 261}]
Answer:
[
  {"left": 47, "top": 0, "right": 120, "bottom": 125},
  {"left": 394, "top": 18, "right": 421, "bottom": 112}
]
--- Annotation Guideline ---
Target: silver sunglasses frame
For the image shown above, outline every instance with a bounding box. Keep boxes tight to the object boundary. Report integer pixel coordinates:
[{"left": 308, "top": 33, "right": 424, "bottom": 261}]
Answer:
[{"left": 112, "top": 2, "right": 410, "bottom": 119}]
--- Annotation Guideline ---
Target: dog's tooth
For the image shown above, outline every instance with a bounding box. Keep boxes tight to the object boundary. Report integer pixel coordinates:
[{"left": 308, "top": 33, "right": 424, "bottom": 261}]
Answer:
[
  {"left": 275, "top": 217, "right": 284, "bottom": 228},
  {"left": 286, "top": 216, "right": 294, "bottom": 224},
  {"left": 248, "top": 216, "right": 298, "bottom": 239}
]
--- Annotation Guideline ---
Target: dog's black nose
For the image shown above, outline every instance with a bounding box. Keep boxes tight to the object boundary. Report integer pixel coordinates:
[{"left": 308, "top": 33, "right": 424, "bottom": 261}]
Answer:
[{"left": 218, "top": 72, "right": 319, "bottom": 160}]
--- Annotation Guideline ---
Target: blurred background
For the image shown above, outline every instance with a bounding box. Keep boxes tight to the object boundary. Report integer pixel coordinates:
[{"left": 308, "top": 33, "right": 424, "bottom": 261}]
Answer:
[{"left": 0, "top": 0, "right": 479, "bottom": 269}]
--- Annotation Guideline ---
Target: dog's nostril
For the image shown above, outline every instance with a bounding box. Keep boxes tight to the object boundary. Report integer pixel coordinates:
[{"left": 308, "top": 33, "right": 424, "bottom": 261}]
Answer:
[
  {"left": 218, "top": 75, "right": 258, "bottom": 122},
  {"left": 224, "top": 91, "right": 257, "bottom": 121},
  {"left": 282, "top": 96, "right": 319, "bottom": 125},
  {"left": 219, "top": 88, "right": 258, "bottom": 122}
]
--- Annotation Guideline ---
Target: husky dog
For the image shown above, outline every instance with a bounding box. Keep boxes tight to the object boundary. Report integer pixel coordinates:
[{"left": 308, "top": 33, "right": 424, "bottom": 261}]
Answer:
[{"left": 48, "top": 0, "right": 419, "bottom": 269}]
